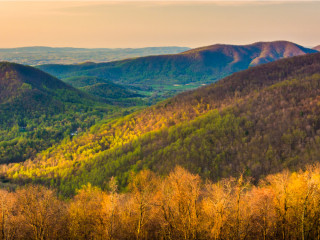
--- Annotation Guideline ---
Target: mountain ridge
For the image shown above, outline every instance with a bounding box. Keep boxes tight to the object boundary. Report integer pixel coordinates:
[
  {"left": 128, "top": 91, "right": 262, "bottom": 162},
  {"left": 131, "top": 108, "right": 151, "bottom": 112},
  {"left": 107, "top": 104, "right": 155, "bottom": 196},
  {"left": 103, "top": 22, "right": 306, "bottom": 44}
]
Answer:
[{"left": 38, "top": 41, "right": 318, "bottom": 93}]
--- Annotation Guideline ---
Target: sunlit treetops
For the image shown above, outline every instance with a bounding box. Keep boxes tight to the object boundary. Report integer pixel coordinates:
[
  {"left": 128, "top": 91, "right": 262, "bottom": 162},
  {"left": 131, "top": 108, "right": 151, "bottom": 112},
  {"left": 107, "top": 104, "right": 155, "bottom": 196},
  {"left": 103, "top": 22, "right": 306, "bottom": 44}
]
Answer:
[{"left": 1, "top": 166, "right": 320, "bottom": 239}]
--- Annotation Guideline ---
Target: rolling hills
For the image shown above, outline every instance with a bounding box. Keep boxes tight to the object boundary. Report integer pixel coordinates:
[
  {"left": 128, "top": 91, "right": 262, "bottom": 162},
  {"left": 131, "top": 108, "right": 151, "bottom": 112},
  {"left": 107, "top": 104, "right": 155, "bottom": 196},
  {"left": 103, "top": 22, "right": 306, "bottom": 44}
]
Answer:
[
  {"left": 314, "top": 45, "right": 320, "bottom": 51},
  {"left": 0, "top": 62, "right": 128, "bottom": 164},
  {"left": 62, "top": 75, "right": 147, "bottom": 106},
  {"left": 38, "top": 41, "right": 318, "bottom": 99},
  {"left": 0, "top": 61, "right": 94, "bottom": 129},
  {"left": 4, "top": 52, "right": 320, "bottom": 196},
  {"left": 79, "top": 83, "right": 142, "bottom": 100},
  {"left": 63, "top": 75, "right": 110, "bottom": 88},
  {"left": 63, "top": 76, "right": 143, "bottom": 100},
  {"left": 0, "top": 61, "right": 90, "bottom": 106}
]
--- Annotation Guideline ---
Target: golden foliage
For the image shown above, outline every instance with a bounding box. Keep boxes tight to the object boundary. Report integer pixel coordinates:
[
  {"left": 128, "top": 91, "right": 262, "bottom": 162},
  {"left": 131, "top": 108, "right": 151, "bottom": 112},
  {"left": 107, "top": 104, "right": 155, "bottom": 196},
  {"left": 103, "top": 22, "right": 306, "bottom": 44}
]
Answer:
[{"left": 2, "top": 165, "right": 320, "bottom": 239}]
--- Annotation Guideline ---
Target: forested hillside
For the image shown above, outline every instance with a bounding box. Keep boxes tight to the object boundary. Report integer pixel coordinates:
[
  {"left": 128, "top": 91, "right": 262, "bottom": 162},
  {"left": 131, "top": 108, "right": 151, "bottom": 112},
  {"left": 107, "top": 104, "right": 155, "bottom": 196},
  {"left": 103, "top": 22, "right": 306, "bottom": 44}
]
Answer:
[
  {"left": 62, "top": 76, "right": 145, "bottom": 104},
  {"left": 0, "top": 62, "right": 134, "bottom": 164},
  {"left": 80, "top": 83, "right": 142, "bottom": 100},
  {"left": 63, "top": 75, "right": 110, "bottom": 88},
  {"left": 3, "top": 53, "right": 320, "bottom": 196}
]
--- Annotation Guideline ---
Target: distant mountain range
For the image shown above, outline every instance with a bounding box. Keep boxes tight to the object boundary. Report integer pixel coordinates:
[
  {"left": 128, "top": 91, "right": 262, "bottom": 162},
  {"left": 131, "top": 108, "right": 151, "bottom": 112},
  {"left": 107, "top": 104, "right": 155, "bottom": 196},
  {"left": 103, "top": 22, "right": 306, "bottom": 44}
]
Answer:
[
  {"left": 0, "top": 46, "right": 190, "bottom": 65},
  {"left": 38, "top": 41, "right": 318, "bottom": 98},
  {"left": 314, "top": 45, "right": 320, "bottom": 51}
]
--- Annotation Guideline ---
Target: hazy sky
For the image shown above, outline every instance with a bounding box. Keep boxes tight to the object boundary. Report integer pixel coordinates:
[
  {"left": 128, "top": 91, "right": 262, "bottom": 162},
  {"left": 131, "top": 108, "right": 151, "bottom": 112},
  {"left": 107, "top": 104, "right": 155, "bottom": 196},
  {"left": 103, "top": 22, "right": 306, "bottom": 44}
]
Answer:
[{"left": 0, "top": 1, "right": 320, "bottom": 48}]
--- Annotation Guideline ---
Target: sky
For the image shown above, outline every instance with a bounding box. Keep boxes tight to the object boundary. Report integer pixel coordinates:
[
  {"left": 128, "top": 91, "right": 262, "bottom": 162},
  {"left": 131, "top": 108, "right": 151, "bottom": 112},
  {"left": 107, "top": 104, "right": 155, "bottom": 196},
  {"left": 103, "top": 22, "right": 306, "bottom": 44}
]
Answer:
[{"left": 0, "top": 1, "right": 320, "bottom": 49}]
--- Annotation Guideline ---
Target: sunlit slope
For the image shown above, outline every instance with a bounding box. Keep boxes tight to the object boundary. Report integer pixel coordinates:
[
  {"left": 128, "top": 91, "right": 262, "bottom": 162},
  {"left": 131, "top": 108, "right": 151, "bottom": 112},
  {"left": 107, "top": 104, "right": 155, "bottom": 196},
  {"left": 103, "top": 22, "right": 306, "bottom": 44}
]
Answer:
[
  {"left": 3, "top": 53, "right": 320, "bottom": 195},
  {"left": 38, "top": 41, "right": 317, "bottom": 87}
]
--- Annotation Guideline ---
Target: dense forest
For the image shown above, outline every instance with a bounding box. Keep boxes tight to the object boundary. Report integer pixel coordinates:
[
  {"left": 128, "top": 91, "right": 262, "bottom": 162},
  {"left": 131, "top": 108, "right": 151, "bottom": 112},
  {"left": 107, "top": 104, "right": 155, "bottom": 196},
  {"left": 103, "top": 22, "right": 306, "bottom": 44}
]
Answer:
[
  {"left": 0, "top": 62, "right": 144, "bottom": 164},
  {"left": 2, "top": 53, "right": 320, "bottom": 196},
  {"left": 63, "top": 76, "right": 147, "bottom": 105},
  {"left": 1, "top": 166, "right": 320, "bottom": 240}
]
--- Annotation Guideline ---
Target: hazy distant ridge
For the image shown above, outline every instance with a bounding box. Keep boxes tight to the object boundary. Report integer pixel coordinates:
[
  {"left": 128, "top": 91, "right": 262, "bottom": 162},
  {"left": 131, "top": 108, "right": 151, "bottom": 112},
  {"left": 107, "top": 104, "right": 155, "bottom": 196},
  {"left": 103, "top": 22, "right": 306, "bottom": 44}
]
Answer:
[{"left": 0, "top": 46, "right": 190, "bottom": 65}]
